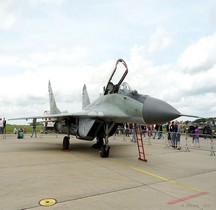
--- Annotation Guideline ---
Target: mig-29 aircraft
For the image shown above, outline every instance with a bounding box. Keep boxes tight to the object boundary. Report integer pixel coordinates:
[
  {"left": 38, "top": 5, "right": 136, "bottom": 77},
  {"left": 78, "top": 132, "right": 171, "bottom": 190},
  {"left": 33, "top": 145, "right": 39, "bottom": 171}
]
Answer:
[{"left": 9, "top": 59, "right": 195, "bottom": 158}]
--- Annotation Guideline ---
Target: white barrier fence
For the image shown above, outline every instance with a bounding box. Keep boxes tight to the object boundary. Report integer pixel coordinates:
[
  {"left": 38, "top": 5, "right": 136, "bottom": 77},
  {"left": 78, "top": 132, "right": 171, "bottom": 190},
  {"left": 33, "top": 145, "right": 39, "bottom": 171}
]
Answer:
[
  {"left": 163, "top": 132, "right": 215, "bottom": 156},
  {"left": 114, "top": 128, "right": 216, "bottom": 156}
]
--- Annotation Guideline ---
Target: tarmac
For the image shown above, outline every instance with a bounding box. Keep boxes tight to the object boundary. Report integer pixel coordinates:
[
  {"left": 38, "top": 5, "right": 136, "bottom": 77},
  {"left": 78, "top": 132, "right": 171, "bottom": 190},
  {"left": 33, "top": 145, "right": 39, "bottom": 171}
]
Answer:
[{"left": 0, "top": 133, "right": 216, "bottom": 210}]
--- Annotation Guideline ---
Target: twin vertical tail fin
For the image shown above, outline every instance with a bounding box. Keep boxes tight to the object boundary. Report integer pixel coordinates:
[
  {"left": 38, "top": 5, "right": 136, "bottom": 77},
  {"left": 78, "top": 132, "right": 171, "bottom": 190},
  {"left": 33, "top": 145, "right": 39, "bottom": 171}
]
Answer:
[
  {"left": 48, "top": 80, "right": 61, "bottom": 114},
  {"left": 48, "top": 81, "right": 90, "bottom": 113},
  {"left": 82, "top": 84, "right": 90, "bottom": 109}
]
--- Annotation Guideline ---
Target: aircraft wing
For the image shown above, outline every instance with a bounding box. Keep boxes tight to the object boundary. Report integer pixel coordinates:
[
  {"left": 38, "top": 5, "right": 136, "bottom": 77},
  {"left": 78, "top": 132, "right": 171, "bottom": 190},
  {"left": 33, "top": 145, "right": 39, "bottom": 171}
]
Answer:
[
  {"left": 8, "top": 116, "right": 51, "bottom": 121},
  {"left": 9, "top": 108, "right": 140, "bottom": 124}
]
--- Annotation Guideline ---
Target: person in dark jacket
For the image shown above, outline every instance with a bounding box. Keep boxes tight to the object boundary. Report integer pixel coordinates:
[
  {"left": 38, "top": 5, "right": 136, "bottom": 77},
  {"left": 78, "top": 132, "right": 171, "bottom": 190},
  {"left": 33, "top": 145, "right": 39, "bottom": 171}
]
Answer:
[{"left": 203, "top": 124, "right": 212, "bottom": 139}]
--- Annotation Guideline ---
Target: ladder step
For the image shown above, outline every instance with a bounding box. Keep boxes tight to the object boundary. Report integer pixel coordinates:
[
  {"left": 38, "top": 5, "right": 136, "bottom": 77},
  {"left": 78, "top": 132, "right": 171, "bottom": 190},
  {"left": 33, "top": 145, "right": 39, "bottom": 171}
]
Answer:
[{"left": 134, "top": 125, "right": 147, "bottom": 162}]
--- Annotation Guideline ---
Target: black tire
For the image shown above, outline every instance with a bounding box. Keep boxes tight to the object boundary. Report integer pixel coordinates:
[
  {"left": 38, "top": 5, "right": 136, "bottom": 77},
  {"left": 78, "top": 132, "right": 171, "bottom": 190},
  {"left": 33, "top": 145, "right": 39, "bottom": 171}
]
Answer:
[
  {"left": 99, "top": 145, "right": 110, "bottom": 158},
  {"left": 63, "top": 136, "right": 70, "bottom": 150}
]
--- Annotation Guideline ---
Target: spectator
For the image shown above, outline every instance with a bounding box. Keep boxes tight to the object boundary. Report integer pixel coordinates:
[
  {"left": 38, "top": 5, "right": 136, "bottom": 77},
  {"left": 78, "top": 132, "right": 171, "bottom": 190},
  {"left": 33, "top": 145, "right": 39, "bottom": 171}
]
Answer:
[
  {"left": 0, "top": 118, "right": 3, "bottom": 134},
  {"left": 170, "top": 121, "right": 175, "bottom": 147},
  {"left": 31, "top": 118, "right": 37, "bottom": 138},
  {"left": 194, "top": 125, "right": 200, "bottom": 148},
  {"left": 14, "top": 127, "right": 17, "bottom": 134},
  {"left": 190, "top": 125, "right": 196, "bottom": 146},
  {"left": 3, "top": 118, "right": 6, "bottom": 134},
  {"left": 131, "top": 123, "right": 137, "bottom": 143},
  {"left": 141, "top": 125, "right": 146, "bottom": 138},
  {"left": 172, "top": 121, "right": 178, "bottom": 148},
  {"left": 203, "top": 123, "right": 212, "bottom": 139},
  {"left": 17, "top": 128, "right": 24, "bottom": 139},
  {"left": 129, "top": 123, "right": 133, "bottom": 135},
  {"left": 125, "top": 124, "right": 130, "bottom": 137},
  {"left": 157, "top": 124, "right": 163, "bottom": 139},
  {"left": 147, "top": 124, "right": 152, "bottom": 137},
  {"left": 176, "top": 121, "right": 181, "bottom": 150},
  {"left": 153, "top": 124, "right": 159, "bottom": 139},
  {"left": 166, "top": 122, "right": 171, "bottom": 146}
]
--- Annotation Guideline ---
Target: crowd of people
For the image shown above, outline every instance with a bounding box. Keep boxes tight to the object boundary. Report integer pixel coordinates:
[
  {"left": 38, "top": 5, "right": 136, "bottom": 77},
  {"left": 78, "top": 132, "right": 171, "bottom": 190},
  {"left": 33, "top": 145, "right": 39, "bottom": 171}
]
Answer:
[
  {"left": 189, "top": 123, "right": 213, "bottom": 148},
  {"left": 0, "top": 117, "right": 36, "bottom": 139},
  {"left": 116, "top": 121, "right": 214, "bottom": 150},
  {"left": 166, "top": 121, "right": 182, "bottom": 150}
]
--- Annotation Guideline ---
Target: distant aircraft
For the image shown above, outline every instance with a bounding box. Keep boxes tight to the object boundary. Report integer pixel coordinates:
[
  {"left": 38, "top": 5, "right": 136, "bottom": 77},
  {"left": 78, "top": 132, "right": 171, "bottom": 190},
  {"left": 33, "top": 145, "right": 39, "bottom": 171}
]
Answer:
[{"left": 9, "top": 59, "right": 197, "bottom": 158}]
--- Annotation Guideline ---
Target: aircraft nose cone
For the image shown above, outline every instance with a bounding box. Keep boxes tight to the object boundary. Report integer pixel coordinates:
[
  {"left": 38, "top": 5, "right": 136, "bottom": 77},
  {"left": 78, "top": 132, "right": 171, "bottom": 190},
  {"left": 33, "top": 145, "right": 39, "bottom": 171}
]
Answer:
[{"left": 142, "top": 96, "right": 181, "bottom": 124}]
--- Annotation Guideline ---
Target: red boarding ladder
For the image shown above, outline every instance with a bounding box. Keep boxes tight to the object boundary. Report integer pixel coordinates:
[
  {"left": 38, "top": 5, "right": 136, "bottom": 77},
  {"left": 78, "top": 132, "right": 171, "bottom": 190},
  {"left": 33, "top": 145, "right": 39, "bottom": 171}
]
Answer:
[{"left": 134, "top": 125, "right": 147, "bottom": 162}]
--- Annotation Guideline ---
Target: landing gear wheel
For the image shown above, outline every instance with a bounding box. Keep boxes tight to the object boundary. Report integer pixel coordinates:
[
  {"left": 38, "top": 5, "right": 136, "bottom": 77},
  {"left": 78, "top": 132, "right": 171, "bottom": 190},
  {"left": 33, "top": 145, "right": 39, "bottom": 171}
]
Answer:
[
  {"left": 63, "top": 136, "right": 70, "bottom": 150},
  {"left": 99, "top": 145, "right": 110, "bottom": 158}
]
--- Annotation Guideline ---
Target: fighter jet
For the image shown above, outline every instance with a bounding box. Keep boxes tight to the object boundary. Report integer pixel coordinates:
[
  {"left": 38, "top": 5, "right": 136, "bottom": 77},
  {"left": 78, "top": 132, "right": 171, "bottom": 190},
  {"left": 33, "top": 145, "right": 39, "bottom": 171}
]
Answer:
[{"left": 9, "top": 59, "right": 196, "bottom": 158}]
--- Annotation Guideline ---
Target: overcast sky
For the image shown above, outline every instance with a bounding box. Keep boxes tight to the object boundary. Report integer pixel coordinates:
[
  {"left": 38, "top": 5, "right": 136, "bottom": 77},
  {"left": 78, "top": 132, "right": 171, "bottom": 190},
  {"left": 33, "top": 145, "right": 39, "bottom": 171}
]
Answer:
[{"left": 0, "top": 0, "right": 216, "bottom": 124}]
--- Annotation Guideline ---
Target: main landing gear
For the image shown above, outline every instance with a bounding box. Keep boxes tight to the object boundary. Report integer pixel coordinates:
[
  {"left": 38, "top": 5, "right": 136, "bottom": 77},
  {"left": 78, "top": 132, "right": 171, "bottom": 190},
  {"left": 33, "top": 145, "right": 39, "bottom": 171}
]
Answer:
[
  {"left": 62, "top": 123, "right": 115, "bottom": 158},
  {"left": 92, "top": 137, "right": 110, "bottom": 158},
  {"left": 62, "top": 136, "right": 70, "bottom": 151},
  {"left": 98, "top": 123, "right": 115, "bottom": 158}
]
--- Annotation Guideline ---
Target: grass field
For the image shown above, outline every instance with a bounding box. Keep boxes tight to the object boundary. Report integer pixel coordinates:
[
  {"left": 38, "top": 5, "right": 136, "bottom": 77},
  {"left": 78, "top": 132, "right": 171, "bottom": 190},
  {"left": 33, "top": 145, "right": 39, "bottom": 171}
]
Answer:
[{"left": 5, "top": 124, "right": 44, "bottom": 134}]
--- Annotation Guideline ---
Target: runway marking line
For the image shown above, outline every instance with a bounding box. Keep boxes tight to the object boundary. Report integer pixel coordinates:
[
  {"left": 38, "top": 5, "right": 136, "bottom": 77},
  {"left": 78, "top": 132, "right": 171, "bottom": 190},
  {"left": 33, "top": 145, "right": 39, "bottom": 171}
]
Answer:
[
  {"left": 114, "top": 161, "right": 203, "bottom": 193},
  {"left": 113, "top": 161, "right": 210, "bottom": 205},
  {"left": 167, "top": 191, "right": 209, "bottom": 205}
]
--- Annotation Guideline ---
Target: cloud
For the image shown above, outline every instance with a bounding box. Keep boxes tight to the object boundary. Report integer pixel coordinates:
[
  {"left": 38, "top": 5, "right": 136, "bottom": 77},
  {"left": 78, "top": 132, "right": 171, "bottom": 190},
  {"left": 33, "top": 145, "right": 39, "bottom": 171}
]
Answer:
[
  {"left": 0, "top": 0, "right": 64, "bottom": 30},
  {"left": 125, "top": 33, "right": 216, "bottom": 120},
  {"left": 148, "top": 27, "right": 172, "bottom": 53},
  {"left": 0, "top": 46, "right": 88, "bottom": 69},
  {"left": 177, "top": 32, "right": 216, "bottom": 72},
  {"left": 0, "top": 0, "right": 20, "bottom": 30}
]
